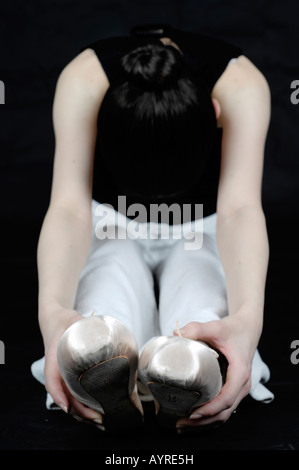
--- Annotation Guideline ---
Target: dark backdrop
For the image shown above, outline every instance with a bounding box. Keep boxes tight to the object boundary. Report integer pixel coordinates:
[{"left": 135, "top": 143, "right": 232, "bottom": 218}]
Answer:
[{"left": 1, "top": 0, "right": 299, "bottom": 452}]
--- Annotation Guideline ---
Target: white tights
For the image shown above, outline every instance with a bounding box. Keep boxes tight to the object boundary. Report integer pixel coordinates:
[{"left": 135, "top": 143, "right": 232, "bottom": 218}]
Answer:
[{"left": 31, "top": 200, "right": 274, "bottom": 405}]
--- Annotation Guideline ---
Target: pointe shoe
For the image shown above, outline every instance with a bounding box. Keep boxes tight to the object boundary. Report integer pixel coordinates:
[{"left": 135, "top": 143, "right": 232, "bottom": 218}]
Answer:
[
  {"left": 138, "top": 335, "right": 224, "bottom": 428},
  {"left": 57, "top": 315, "right": 144, "bottom": 433}
]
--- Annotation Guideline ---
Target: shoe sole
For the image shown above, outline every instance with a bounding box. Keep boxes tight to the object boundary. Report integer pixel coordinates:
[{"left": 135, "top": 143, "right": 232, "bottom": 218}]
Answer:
[
  {"left": 147, "top": 381, "right": 201, "bottom": 428},
  {"left": 79, "top": 355, "right": 143, "bottom": 433}
]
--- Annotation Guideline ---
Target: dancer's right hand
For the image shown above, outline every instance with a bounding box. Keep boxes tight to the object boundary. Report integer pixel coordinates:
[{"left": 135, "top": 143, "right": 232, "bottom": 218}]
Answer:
[{"left": 41, "top": 308, "right": 104, "bottom": 428}]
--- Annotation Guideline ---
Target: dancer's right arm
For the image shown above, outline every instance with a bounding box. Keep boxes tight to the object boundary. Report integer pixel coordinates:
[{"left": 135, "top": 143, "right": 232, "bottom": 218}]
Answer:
[{"left": 37, "top": 49, "right": 109, "bottom": 419}]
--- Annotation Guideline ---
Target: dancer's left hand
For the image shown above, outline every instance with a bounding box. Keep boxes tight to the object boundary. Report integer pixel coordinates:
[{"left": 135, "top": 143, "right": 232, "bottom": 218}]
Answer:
[{"left": 174, "top": 315, "right": 258, "bottom": 432}]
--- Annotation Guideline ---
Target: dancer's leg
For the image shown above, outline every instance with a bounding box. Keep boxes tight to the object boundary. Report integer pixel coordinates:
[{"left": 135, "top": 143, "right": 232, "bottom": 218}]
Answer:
[
  {"left": 156, "top": 215, "right": 227, "bottom": 335},
  {"left": 74, "top": 205, "right": 160, "bottom": 350}
]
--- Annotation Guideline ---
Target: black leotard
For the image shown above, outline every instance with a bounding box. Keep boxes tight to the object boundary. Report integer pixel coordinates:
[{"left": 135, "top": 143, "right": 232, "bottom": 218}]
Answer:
[{"left": 81, "top": 25, "right": 242, "bottom": 222}]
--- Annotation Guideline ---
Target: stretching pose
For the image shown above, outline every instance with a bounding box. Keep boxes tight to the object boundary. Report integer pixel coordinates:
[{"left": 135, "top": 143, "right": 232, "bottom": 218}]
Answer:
[{"left": 32, "top": 24, "right": 273, "bottom": 433}]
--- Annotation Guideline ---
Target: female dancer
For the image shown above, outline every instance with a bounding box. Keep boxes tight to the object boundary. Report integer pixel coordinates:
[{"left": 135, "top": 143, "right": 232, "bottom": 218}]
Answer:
[{"left": 32, "top": 24, "right": 273, "bottom": 433}]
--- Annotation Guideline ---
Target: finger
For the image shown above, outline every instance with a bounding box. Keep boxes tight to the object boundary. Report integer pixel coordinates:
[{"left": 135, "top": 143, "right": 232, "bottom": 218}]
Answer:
[
  {"left": 46, "top": 373, "right": 105, "bottom": 428},
  {"left": 68, "top": 395, "right": 104, "bottom": 424},
  {"left": 177, "top": 411, "right": 231, "bottom": 431},
  {"left": 176, "top": 387, "right": 243, "bottom": 429},
  {"left": 174, "top": 320, "right": 221, "bottom": 344},
  {"left": 70, "top": 413, "right": 105, "bottom": 431},
  {"left": 192, "top": 362, "right": 250, "bottom": 421},
  {"left": 44, "top": 362, "right": 70, "bottom": 414},
  {"left": 176, "top": 380, "right": 245, "bottom": 431},
  {"left": 44, "top": 348, "right": 104, "bottom": 426}
]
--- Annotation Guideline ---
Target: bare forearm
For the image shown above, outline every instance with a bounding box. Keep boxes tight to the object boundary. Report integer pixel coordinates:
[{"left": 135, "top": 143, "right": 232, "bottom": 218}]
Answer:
[
  {"left": 37, "top": 206, "right": 92, "bottom": 331},
  {"left": 216, "top": 205, "right": 269, "bottom": 339}
]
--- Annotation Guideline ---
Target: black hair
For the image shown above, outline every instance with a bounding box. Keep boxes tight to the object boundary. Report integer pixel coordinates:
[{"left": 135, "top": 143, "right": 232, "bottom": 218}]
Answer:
[{"left": 97, "top": 42, "right": 217, "bottom": 198}]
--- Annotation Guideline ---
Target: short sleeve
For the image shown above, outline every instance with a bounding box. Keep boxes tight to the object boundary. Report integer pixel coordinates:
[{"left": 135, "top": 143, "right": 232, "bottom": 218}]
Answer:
[{"left": 171, "top": 28, "right": 243, "bottom": 90}]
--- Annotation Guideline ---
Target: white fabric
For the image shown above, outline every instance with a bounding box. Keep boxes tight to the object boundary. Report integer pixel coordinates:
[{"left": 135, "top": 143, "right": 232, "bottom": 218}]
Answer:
[{"left": 31, "top": 200, "right": 274, "bottom": 407}]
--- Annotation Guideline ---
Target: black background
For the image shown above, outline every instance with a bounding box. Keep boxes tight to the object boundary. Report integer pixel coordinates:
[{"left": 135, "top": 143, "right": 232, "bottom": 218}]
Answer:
[{"left": 0, "top": 0, "right": 299, "bottom": 452}]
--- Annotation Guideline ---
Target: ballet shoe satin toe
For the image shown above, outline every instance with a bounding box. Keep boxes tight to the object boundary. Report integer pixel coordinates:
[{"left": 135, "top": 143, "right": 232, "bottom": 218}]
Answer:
[
  {"left": 138, "top": 336, "right": 223, "bottom": 429},
  {"left": 57, "top": 315, "right": 143, "bottom": 433}
]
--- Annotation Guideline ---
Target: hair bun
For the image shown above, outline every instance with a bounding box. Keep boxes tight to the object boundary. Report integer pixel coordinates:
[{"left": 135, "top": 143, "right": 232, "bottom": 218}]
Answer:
[{"left": 121, "top": 43, "right": 184, "bottom": 90}]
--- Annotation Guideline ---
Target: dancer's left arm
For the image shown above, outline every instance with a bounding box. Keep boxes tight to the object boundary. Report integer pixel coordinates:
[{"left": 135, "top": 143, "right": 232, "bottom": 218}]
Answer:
[{"left": 176, "top": 56, "right": 271, "bottom": 429}]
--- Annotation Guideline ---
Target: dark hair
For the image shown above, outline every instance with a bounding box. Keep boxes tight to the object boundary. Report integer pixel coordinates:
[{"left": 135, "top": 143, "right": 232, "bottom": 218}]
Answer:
[{"left": 97, "top": 42, "right": 217, "bottom": 198}]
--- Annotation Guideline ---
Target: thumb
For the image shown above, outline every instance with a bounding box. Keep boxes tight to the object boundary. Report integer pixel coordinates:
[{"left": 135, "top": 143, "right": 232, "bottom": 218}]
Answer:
[{"left": 174, "top": 320, "right": 219, "bottom": 343}]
